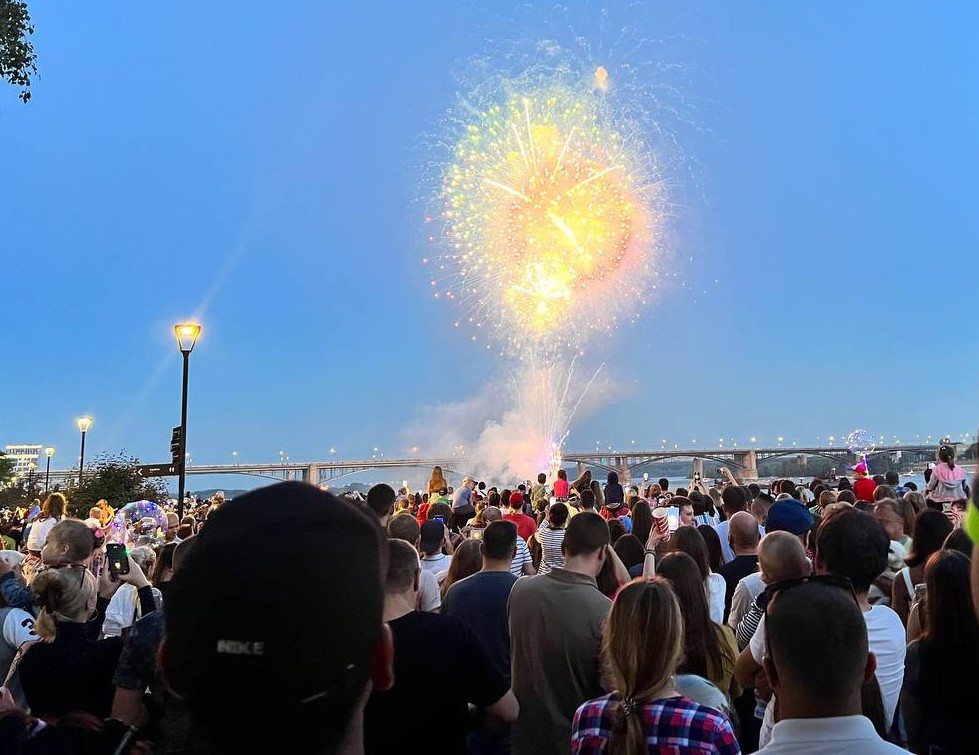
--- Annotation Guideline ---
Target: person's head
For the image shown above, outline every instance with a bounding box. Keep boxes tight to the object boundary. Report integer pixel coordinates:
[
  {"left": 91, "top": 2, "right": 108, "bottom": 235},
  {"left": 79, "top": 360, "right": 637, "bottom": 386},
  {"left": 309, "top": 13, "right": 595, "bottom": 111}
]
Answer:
[
  {"left": 562, "top": 512, "right": 610, "bottom": 576},
  {"left": 482, "top": 520, "right": 517, "bottom": 565},
  {"left": 872, "top": 499, "right": 904, "bottom": 542},
  {"left": 366, "top": 484, "right": 397, "bottom": 521},
  {"left": 669, "top": 526, "right": 710, "bottom": 581},
  {"left": 441, "top": 539, "right": 482, "bottom": 598},
  {"left": 764, "top": 581, "right": 873, "bottom": 717},
  {"left": 547, "top": 502, "right": 569, "bottom": 528},
  {"left": 818, "top": 490, "right": 837, "bottom": 510},
  {"left": 676, "top": 497, "right": 695, "bottom": 527},
  {"left": 814, "top": 509, "right": 888, "bottom": 594},
  {"left": 88, "top": 506, "right": 102, "bottom": 520},
  {"left": 837, "top": 489, "right": 856, "bottom": 505},
  {"left": 630, "top": 500, "right": 652, "bottom": 544},
  {"left": 658, "top": 478, "right": 669, "bottom": 491},
  {"left": 418, "top": 520, "right": 445, "bottom": 556},
  {"left": 40, "top": 519, "right": 100, "bottom": 567},
  {"left": 938, "top": 444, "right": 956, "bottom": 468},
  {"left": 32, "top": 564, "right": 98, "bottom": 640},
  {"left": 162, "top": 482, "right": 392, "bottom": 754},
  {"left": 747, "top": 482, "right": 761, "bottom": 499},
  {"left": 130, "top": 545, "right": 156, "bottom": 576},
  {"left": 176, "top": 523, "right": 194, "bottom": 540},
  {"left": 429, "top": 466, "right": 446, "bottom": 486},
  {"left": 943, "top": 528, "right": 973, "bottom": 557},
  {"left": 696, "top": 525, "right": 724, "bottom": 573},
  {"left": 613, "top": 534, "right": 645, "bottom": 570},
  {"left": 728, "top": 511, "right": 761, "bottom": 555},
  {"left": 903, "top": 490, "right": 926, "bottom": 513},
  {"left": 758, "top": 531, "right": 810, "bottom": 584},
  {"left": 386, "top": 513, "right": 421, "bottom": 547},
  {"left": 578, "top": 488, "right": 596, "bottom": 511},
  {"left": 607, "top": 517, "right": 626, "bottom": 544},
  {"left": 751, "top": 496, "right": 774, "bottom": 527},
  {"left": 873, "top": 485, "right": 896, "bottom": 502},
  {"left": 426, "top": 502, "right": 452, "bottom": 522},
  {"left": 537, "top": 472, "right": 546, "bottom": 484},
  {"left": 720, "top": 485, "right": 747, "bottom": 515},
  {"left": 386, "top": 538, "right": 420, "bottom": 597},
  {"left": 153, "top": 542, "right": 178, "bottom": 585},
  {"left": 601, "top": 577, "right": 683, "bottom": 754},
  {"left": 884, "top": 470, "right": 900, "bottom": 486},
  {"left": 837, "top": 477, "right": 852, "bottom": 491},
  {"left": 766, "top": 500, "right": 815, "bottom": 549},
  {"left": 507, "top": 491, "right": 524, "bottom": 511},
  {"left": 924, "top": 549, "right": 976, "bottom": 643},
  {"left": 40, "top": 492, "right": 67, "bottom": 520},
  {"left": 905, "top": 509, "right": 954, "bottom": 568},
  {"left": 557, "top": 468, "right": 567, "bottom": 481}
]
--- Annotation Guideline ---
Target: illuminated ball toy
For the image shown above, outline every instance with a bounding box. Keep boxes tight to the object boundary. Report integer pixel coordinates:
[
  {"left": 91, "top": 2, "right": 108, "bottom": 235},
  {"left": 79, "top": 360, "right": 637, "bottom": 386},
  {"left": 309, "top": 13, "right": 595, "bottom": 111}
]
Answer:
[{"left": 107, "top": 500, "right": 168, "bottom": 545}]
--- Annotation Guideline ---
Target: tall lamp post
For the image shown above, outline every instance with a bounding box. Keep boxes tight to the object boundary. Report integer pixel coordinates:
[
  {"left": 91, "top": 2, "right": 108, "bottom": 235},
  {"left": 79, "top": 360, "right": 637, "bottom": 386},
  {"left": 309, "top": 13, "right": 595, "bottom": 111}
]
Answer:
[
  {"left": 76, "top": 416, "right": 93, "bottom": 485},
  {"left": 175, "top": 322, "right": 202, "bottom": 520},
  {"left": 44, "top": 447, "right": 55, "bottom": 493}
]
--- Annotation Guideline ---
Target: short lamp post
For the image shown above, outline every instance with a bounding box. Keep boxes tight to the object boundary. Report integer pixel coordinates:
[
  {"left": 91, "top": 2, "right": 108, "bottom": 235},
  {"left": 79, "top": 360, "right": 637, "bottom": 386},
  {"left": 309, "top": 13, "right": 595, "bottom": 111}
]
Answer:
[
  {"left": 44, "top": 447, "right": 55, "bottom": 493},
  {"left": 76, "top": 416, "right": 93, "bottom": 485},
  {"left": 175, "top": 323, "right": 202, "bottom": 520}
]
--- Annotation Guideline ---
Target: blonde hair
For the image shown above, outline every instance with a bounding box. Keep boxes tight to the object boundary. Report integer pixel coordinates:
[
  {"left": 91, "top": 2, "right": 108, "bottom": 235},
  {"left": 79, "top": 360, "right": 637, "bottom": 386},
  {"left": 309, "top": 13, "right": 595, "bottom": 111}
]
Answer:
[
  {"left": 428, "top": 466, "right": 447, "bottom": 495},
  {"left": 31, "top": 565, "right": 96, "bottom": 641},
  {"left": 602, "top": 578, "right": 683, "bottom": 755}
]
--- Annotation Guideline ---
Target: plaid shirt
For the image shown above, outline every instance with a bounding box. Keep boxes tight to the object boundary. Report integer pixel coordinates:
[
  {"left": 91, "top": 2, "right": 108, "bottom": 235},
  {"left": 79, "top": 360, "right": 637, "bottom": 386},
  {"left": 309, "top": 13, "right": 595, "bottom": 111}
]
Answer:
[{"left": 572, "top": 694, "right": 741, "bottom": 754}]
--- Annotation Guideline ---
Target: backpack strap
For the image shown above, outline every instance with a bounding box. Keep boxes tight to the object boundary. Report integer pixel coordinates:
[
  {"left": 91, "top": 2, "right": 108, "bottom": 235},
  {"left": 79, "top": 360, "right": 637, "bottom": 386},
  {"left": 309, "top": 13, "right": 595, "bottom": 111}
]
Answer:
[
  {"left": 902, "top": 568, "right": 914, "bottom": 599},
  {"left": 2, "top": 640, "right": 38, "bottom": 688}
]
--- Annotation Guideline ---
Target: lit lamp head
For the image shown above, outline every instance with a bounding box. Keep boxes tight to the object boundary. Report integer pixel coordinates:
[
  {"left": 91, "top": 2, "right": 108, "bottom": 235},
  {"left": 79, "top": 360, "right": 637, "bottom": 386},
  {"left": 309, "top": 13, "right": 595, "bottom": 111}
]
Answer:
[
  {"left": 77, "top": 416, "right": 93, "bottom": 433},
  {"left": 44, "top": 447, "right": 55, "bottom": 459},
  {"left": 174, "top": 322, "right": 202, "bottom": 354}
]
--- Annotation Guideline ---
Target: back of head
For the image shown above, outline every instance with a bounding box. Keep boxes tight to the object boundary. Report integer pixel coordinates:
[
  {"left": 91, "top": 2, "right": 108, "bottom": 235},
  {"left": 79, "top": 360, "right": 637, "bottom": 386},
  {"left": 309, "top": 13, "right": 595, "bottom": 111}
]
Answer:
[
  {"left": 658, "top": 478, "right": 669, "bottom": 491},
  {"left": 386, "top": 538, "right": 420, "bottom": 593},
  {"left": 537, "top": 472, "right": 546, "bottom": 484},
  {"left": 563, "top": 512, "right": 610, "bottom": 558},
  {"left": 758, "top": 531, "right": 809, "bottom": 583},
  {"left": 426, "top": 501, "right": 452, "bottom": 522},
  {"left": 130, "top": 545, "right": 156, "bottom": 572},
  {"left": 873, "top": 485, "right": 896, "bottom": 502},
  {"left": 837, "top": 489, "right": 856, "bottom": 505},
  {"left": 366, "top": 484, "right": 397, "bottom": 519},
  {"left": 818, "top": 490, "right": 837, "bottom": 508},
  {"left": 906, "top": 509, "right": 954, "bottom": 567},
  {"left": 670, "top": 526, "right": 710, "bottom": 580},
  {"left": 612, "top": 534, "right": 644, "bottom": 570},
  {"left": 938, "top": 444, "right": 956, "bottom": 467},
  {"left": 766, "top": 582, "right": 867, "bottom": 705},
  {"left": 578, "top": 488, "right": 595, "bottom": 510},
  {"left": 547, "top": 502, "right": 569, "bottom": 528},
  {"left": 32, "top": 565, "right": 97, "bottom": 640},
  {"left": 729, "top": 511, "right": 761, "bottom": 550},
  {"left": 483, "top": 520, "right": 517, "bottom": 561},
  {"left": 721, "top": 485, "right": 747, "bottom": 514},
  {"left": 814, "top": 509, "right": 888, "bottom": 592},
  {"left": 41, "top": 492, "right": 67, "bottom": 519},
  {"left": 884, "top": 470, "right": 899, "bottom": 486},
  {"left": 387, "top": 513, "right": 420, "bottom": 545},
  {"left": 602, "top": 577, "right": 683, "bottom": 755},
  {"left": 164, "top": 482, "right": 386, "bottom": 754},
  {"left": 483, "top": 506, "right": 502, "bottom": 523}
]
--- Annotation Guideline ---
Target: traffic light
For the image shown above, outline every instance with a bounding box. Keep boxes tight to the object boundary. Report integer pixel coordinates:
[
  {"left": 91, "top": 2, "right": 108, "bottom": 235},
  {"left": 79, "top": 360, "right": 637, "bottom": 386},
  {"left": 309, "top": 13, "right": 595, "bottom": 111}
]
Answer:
[{"left": 170, "top": 426, "right": 183, "bottom": 465}]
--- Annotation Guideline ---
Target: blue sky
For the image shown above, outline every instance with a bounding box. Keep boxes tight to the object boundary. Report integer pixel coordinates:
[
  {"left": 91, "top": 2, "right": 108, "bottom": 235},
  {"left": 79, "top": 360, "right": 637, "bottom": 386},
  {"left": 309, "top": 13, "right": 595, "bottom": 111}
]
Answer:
[{"left": 1, "top": 2, "right": 976, "bottom": 487}]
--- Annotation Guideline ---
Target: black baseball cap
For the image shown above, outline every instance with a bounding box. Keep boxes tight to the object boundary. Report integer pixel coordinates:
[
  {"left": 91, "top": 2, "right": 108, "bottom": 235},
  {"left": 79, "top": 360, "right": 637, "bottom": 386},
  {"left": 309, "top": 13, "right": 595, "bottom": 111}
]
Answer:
[{"left": 164, "top": 482, "right": 387, "bottom": 750}]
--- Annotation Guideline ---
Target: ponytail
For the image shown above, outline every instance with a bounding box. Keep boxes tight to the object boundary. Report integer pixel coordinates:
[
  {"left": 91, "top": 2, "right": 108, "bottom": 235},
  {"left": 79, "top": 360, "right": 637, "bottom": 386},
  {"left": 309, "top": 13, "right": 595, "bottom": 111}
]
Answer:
[
  {"left": 940, "top": 445, "right": 956, "bottom": 470},
  {"left": 609, "top": 698, "right": 645, "bottom": 755},
  {"left": 30, "top": 565, "right": 96, "bottom": 641}
]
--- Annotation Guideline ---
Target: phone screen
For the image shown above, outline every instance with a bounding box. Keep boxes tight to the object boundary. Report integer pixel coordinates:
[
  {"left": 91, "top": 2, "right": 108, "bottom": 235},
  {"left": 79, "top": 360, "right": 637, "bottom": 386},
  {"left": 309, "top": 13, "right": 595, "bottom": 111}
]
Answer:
[
  {"left": 434, "top": 516, "right": 445, "bottom": 524},
  {"left": 470, "top": 527, "right": 485, "bottom": 540},
  {"left": 666, "top": 507, "right": 679, "bottom": 532},
  {"left": 106, "top": 543, "right": 130, "bottom": 578}
]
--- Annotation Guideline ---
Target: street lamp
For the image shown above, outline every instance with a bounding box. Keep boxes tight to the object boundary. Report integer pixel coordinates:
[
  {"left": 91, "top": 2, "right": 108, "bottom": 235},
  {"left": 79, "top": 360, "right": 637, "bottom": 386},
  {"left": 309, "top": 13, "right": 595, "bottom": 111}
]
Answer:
[
  {"left": 174, "top": 322, "right": 202, "bottom": 519},
  {"left": 44, "top": 447, "right": 55, "bottom": 492},
  {"left": 76, "top": 416, "right": 93, "bottom": 485},
  {"left": 27, "top": 462, "right": 36, "bottom": 490},
  {"left": 231, "top": 451, "right": 238, "bottom": 466}
]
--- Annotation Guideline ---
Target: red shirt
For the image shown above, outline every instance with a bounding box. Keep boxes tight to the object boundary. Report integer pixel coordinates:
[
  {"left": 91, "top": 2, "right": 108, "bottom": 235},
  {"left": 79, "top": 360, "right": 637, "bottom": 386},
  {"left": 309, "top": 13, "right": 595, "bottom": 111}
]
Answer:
[
  {"left": 503, "top": 511, "right": 538, "bottom": 542},
  {"left": 853, "top": 477, "right": 877, "bottom": 503},
  {"left": 416, "top": 502, "right": 430, "bottom": 525},
  {"left": 599, "top": 505, "right": 625, "bottom": 521}
]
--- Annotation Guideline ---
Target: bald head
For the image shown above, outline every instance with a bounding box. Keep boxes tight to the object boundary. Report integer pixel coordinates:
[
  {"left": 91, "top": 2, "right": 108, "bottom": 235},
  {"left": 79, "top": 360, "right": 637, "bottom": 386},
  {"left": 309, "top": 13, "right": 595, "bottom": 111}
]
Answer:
[
  {"left": 759, "top": 531, "right": 810, "bottom": 584},
  {"left": 729, "top": 511, "right": 760, "bottom": 554}
]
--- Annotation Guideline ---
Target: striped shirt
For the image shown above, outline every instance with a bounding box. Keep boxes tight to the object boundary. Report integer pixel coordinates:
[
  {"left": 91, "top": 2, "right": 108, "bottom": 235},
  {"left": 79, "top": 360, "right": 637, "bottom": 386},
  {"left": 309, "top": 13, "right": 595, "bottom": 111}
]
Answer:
[
  {"left": 534, "top": 522, "right": 566, "bottom": 574},
  {"left": 509, "top": 536, "right": 533, "bottom": 577}
]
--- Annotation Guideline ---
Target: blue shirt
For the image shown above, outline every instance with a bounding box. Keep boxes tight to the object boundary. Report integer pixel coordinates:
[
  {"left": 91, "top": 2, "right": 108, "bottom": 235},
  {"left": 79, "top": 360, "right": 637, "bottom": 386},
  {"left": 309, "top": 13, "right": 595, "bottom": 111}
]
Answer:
[
  {"left": 442, "top": 570, "right": 517, "bottom": 682},
  {"left": 451, "top": 485, "right": 472, "bottom": 512}
]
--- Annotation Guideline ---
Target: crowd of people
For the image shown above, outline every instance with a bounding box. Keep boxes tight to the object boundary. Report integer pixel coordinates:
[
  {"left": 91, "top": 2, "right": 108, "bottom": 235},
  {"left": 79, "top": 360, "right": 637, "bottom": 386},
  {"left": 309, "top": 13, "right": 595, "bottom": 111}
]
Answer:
[{"left": 0, "top": 445, "right": 977, "bottom": 753}]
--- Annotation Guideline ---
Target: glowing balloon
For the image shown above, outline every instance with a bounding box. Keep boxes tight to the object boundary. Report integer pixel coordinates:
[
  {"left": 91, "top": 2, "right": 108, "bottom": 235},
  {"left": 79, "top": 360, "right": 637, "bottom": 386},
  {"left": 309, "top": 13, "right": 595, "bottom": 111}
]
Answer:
[
  {"left": 107, "top": 500, "right": 167, "bottom": 545},
  {"left": 846, "top": 429, "right": 876, "bottom": 457}
]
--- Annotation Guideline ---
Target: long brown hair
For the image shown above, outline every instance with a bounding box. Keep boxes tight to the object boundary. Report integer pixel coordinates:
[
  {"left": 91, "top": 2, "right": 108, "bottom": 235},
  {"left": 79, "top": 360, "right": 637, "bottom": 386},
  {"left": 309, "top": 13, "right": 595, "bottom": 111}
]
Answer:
[
  {"left": 656, "top": 552, "right": 729, "bottom": 680},
  {"left": 440, "top": 539, "right": 481, "bottom": 599},
  {"left": 428, "top": 466, "right": 447, "bottom": 495},
  {"left": 40, "top": 492, "right": 67, "bottom": 520},
  {"left": 670, "top": 526, "right": 711, "bottom": 581},
  {"left": 602, "top": 578, "right": 683, "bottom": 755}
]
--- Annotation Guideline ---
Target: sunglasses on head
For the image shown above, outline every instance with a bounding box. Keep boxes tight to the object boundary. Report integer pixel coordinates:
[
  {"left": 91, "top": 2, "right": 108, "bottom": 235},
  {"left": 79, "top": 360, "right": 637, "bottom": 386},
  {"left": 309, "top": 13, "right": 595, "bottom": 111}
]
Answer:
[{"left": 762, "top": 574, "right": 858, "bottom": 615}]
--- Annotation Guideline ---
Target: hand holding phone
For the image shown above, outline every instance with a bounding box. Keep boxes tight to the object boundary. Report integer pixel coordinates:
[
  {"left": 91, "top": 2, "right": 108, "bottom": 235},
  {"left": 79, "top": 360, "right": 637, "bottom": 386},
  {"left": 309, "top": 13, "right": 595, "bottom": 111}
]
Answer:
[{"left": 106, "top": 543, "right": 130, "bottom": 580}]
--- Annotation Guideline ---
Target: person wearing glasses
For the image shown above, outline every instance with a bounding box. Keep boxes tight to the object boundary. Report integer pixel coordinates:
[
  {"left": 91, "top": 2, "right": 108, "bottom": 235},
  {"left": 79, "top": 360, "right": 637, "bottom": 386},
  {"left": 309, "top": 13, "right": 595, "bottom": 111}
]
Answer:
[{"left": 755, "top": 579, "right": 905, "bottom": 753}]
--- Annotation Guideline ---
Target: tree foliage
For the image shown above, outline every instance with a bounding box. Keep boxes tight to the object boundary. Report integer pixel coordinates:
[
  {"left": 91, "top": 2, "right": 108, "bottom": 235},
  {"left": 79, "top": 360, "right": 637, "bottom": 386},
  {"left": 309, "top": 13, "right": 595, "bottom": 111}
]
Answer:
[
  {"left": 0, "top": 0, "right": 36, "bottom": 103},
  {"left": 0, "top": 452, "right": 14, "bottom": 485},
  {"left": 67, "top": 452, "right": 169, "bottom": 519}
]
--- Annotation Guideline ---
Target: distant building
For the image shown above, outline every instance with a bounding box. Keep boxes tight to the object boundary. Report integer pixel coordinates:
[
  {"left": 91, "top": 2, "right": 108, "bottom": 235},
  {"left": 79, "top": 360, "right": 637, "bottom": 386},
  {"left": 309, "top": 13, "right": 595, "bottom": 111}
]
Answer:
[{"left": 4, "top": 444, "right": 42, "bottom": 477}]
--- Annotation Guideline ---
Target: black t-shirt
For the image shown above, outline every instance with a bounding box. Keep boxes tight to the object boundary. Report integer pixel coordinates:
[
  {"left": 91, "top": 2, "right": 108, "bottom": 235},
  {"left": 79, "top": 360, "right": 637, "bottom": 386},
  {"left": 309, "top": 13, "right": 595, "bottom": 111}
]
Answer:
[
  {"left": 364, "top": 611, "right": 509, "bottom": 754},
  {"left": 441, "top": 571, "right": 518, "bottom": 682}
]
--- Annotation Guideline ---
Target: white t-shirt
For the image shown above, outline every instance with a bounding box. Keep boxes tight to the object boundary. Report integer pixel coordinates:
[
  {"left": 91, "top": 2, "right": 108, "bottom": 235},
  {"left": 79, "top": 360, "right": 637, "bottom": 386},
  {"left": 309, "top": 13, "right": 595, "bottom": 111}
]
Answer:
[
  {"left": 26, "top": 517, "right": 59, "bottom": 552},
  {"left": 750, "top": 603, "right": 907, "bottom": 747},
  {"left": 420, "top": 553, "right": 452, "bottom": 582},
  {"left": 728, "top": 572, "right": 765, "bottom": 630},
  {"left": 758, "top": 715, "right": 906, "bottom": 754},
  {"left": 706, "top": 571, "right": 726, "bottom": 625},
  {"left": 417, "top": 568, "right": 441, "bottom": 612},
  {"left": 2, "top": 608, "right": 37, "bottom": 649},
  {"left": 510, "top": 537, "right": 533, "bottom": 577}
]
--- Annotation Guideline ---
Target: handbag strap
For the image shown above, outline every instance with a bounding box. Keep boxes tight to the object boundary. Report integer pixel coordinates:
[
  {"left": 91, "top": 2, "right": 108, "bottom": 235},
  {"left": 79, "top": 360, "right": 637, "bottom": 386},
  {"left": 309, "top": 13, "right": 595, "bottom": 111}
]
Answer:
[
  {"left": 902, "top": 568, "right": 915, "bottom": 599},
  {"left": 3, "top": 640, "right": 38, "bottom": 688}
]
